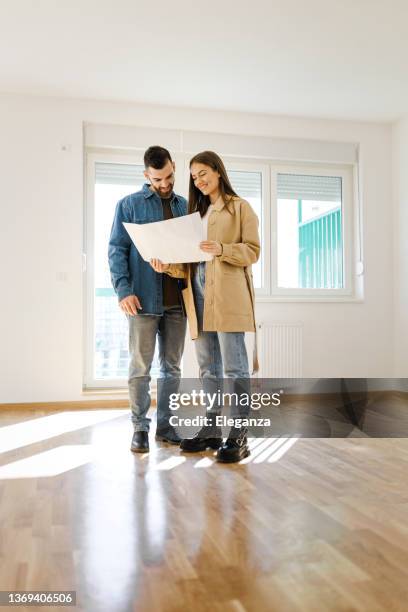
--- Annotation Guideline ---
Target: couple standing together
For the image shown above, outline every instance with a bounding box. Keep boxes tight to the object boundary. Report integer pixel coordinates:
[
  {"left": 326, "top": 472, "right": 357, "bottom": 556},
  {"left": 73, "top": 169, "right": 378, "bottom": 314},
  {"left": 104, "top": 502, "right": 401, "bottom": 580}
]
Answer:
[{"left": 108, "top": 146, "right": 260, "bottom": 463}]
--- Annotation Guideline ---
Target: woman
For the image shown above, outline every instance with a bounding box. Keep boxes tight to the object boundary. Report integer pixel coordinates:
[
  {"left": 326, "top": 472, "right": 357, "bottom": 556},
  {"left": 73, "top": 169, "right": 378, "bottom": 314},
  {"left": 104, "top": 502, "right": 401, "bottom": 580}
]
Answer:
[{"left": 151, "top": 151, "right": 260, "bottom": 463}]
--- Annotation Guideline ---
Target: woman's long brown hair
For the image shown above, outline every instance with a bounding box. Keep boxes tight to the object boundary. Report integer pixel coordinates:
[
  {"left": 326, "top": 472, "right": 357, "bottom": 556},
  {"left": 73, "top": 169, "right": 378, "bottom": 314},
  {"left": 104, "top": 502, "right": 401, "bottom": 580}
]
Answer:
[{"left": 188, "top": 151, "right": 237, "bottom": 217}]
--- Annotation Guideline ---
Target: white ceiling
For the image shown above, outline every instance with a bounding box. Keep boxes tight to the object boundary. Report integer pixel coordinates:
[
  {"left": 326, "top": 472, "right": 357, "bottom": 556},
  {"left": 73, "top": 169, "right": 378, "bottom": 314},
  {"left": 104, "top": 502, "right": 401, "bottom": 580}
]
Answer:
[{"left": 1, "top": 0, "right": 407, "bottom": 122}]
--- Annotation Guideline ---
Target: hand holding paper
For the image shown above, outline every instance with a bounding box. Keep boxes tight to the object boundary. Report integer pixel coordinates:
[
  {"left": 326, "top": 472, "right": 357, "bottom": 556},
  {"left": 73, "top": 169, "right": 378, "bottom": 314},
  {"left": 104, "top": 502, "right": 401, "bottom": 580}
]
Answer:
[{"left": 199, "top": 240, "right": 222, "bottom": 256}]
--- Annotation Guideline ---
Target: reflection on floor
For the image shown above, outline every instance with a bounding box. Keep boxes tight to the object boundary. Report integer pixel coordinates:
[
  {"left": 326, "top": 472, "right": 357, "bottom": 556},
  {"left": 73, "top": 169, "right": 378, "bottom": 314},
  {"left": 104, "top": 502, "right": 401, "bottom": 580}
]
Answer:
[{"left": 1, "top": 406, "right": 408, "bottom": 611}]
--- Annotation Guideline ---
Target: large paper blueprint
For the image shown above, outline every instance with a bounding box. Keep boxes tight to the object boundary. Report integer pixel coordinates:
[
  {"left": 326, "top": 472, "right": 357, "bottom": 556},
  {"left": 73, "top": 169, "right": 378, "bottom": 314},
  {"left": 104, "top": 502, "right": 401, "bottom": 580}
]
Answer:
[{"left": 123, "top": 212, "right": 212, "bottom": 263}]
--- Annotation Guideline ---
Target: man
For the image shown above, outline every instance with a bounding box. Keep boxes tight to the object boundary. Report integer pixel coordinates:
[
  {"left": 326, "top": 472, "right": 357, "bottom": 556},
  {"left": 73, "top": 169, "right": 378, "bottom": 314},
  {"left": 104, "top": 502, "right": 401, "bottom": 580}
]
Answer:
[{"left": 108, "top": 146, "right": 187, "bottom": 453}]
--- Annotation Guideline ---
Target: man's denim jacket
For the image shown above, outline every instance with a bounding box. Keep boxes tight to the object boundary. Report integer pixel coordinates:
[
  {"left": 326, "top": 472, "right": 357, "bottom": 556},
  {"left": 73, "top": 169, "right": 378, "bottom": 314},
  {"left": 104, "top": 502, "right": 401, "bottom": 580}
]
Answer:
[{"left": 108, "top": 183, "right": 187, "bottom": 314}]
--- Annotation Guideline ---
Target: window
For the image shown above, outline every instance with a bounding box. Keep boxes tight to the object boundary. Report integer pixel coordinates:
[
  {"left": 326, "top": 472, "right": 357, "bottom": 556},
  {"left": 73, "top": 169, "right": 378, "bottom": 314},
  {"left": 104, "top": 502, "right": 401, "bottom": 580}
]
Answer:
[
  {"left": 183, "top": 158, "right": 268, "bottom": 292},
  {"left": 85, "top": 151, "right": 357, "bottom": 389},
  {"left": 228, "top": 167, "right": 265, "bottom": 290},
  {"left": 85, "top": 155, "right": 163, "bottom": 388},
  {"left": 277, "top": 173, "right": 343, "bottom": 289},
  {"left": 271, "top": 165, "right": 353, "bottom": 298}
]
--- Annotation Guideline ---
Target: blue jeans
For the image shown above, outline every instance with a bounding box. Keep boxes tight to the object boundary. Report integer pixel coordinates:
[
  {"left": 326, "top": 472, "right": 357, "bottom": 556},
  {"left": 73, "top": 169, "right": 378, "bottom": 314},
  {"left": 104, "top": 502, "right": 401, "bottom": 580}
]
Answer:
[
  {"left": 193, "top": 263, "right": 250, "bottom": 419},
  {"left": 128, "top": 306, "right": 186, "bottom": 432}
]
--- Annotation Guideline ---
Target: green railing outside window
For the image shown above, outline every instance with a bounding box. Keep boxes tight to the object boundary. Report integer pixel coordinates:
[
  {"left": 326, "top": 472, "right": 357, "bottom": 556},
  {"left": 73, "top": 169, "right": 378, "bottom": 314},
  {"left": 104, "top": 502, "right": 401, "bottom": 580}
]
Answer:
[
  {"left": 95, "top": 288, "right": 116, "bottom": 297},
  {"left": 298, "top": 206, "right": 343, "bottom": 289}
]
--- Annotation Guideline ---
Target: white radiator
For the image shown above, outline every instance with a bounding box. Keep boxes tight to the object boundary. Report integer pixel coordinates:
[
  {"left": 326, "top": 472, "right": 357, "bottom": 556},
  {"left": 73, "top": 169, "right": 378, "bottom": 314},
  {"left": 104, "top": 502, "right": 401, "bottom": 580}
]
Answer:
[{"left": 257, "top": 323, "right": 303, "bottom": 378}]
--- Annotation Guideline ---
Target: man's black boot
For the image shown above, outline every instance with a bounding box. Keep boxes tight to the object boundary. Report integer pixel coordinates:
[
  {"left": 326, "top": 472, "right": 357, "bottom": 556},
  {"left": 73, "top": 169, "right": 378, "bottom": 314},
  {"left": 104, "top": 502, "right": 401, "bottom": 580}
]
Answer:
[
  {"left": 155, "top": 426, "right": 182, "bottom": 445},
  {"left": 216, "top": 426, "right": 250, "bottom": 463},
  {"left": 130, "top": 431, "right": 149, "bottom": 453}
]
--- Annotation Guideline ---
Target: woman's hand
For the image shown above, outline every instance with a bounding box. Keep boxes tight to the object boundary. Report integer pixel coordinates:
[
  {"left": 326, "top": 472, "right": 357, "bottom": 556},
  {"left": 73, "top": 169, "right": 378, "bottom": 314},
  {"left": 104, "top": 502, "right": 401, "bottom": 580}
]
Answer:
[
  {"left": 199, "top": 241, "right": 222, "bottom": 256},
  {"left": 150, "top": 258, "right": 170, "bottom": 273}
]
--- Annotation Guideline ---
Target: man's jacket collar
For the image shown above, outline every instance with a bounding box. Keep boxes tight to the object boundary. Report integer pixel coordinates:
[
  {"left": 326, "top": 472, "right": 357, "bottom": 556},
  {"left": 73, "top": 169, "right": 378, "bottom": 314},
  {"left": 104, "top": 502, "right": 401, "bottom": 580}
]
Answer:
[{"left": 143, "top": 183, "right": 155, "bottom": 199}]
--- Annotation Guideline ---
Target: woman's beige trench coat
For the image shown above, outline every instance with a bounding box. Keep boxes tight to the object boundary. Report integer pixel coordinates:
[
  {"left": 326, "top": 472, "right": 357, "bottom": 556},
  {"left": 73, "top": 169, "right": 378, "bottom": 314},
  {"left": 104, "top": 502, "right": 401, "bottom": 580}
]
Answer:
[{"left": 167, "top": 195, "right": 260, "bottom": 370}]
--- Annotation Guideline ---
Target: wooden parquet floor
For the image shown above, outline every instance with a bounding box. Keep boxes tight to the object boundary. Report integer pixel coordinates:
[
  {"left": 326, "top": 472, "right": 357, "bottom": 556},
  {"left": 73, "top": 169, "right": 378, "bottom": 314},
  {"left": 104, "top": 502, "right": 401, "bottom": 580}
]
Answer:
[{"left": 1, "top": 404, "right": 408, "bottom": 611}]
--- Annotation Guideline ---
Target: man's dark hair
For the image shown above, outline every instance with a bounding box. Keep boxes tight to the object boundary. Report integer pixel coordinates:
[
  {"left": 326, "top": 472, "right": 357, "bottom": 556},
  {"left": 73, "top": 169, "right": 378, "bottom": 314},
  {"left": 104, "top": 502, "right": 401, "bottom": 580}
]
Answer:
[{"left": 144, "top": 146, "right": 172, "bottom": 170}]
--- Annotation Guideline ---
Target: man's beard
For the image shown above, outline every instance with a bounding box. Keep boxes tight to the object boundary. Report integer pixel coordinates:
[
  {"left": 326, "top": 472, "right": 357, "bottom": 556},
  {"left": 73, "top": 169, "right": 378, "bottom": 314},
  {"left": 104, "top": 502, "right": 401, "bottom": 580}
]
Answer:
[{"left": 152, "top": 184, "right": 174, "bottom": 198}]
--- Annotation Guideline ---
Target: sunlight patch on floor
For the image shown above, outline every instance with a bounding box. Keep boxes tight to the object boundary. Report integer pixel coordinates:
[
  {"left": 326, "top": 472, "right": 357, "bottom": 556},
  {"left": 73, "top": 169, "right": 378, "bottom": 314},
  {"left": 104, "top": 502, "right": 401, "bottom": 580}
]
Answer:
[
  {"left": 0, "top": 445, "right": 95, "bottom": 479},
  {"left": 0, "top": 410, "right": 127, "bottom": 454}
]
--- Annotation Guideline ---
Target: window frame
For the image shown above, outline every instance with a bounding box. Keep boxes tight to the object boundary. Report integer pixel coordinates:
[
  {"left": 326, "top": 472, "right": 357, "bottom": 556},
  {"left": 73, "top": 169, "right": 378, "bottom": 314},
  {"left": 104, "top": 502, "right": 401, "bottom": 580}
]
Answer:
[
  {"left": 84, "top": 150, "right": 187, "bottom": 389},
  {"left": 269, "top": 162, "right": 355, "bottom": 299},
  {"left": 223, "top": 160, "right": 270, "bottom": 296},
  {"left": 84, "top": 151, "right": 360, "bottom": 389},
  {"left": 184, "top": 157, "right": 270, "bottom": 293},
  {"left": 84, "top": 150, "right": 145, "bottom": 389}
]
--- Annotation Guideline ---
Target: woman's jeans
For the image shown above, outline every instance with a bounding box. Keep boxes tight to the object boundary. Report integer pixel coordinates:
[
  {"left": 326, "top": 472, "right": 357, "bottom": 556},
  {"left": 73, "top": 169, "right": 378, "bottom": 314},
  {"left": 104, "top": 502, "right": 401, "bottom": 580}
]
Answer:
[{"left": 193, "top": 262, "right": 250, "bottom": 422}]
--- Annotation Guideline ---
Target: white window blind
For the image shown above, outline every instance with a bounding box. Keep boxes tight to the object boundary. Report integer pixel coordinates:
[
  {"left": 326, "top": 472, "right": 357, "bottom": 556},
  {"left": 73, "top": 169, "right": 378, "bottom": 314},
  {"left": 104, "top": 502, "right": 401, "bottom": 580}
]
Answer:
[
  {"left": 228, "top": 170, "right": 262, "bottom": 199},
  {"left": 95, "top": 162, "right": 145, "bottom": 186},
  {"left": 277, "top": 174, "right": 342, "bottom": 202}
]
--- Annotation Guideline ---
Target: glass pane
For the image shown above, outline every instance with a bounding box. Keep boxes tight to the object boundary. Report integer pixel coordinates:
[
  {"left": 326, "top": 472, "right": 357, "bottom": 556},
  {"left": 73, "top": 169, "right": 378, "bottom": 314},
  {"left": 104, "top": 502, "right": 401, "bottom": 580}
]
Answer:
[
  {"left": 93, "top": 163, "right": 160, "bottom": 380},
  {"left": 277, "top": 173, "right": 343, "bottom": 289},
  {"left": 228, "top": 170, "right": 263, "bottom": 288}
]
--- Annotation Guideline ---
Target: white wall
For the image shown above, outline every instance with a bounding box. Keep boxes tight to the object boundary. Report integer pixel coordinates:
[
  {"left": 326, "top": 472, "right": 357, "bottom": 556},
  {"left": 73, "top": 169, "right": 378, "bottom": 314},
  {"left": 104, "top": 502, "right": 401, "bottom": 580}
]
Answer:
[
  {"left": 0, "top": 93, "right": 395, "bottom": 403},
  {"left": 392, "top": 117, "right": 408, "bottom": 376}
]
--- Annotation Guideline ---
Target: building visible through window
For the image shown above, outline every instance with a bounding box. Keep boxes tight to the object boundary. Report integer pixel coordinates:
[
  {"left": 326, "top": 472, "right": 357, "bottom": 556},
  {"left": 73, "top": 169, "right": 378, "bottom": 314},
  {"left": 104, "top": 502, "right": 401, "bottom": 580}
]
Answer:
[{"left": 277, "top": 173, "right": 343, "bottom": 289}]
